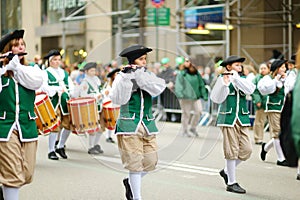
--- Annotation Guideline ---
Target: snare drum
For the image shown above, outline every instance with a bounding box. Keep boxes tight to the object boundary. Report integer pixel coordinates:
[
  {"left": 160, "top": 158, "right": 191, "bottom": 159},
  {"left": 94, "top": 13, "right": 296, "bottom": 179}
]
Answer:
[
  {"left": 34, "top": 93, "right": 60, "bottom": 135},
  {"left": 102, "top": 101, "right": 120, "bottom": 130},
  {"left": 68, "top": 97, "right": 100, "bottom": 135}
]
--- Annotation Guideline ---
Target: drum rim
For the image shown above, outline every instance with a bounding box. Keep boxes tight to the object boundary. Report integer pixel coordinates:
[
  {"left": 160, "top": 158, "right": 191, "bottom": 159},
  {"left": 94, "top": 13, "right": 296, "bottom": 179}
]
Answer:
[
  {"left": 68, "top": 97, "right": 96, "bottom": 105},
  {"left": 34, "top": 94, "right": 48, "bottom": 105}
]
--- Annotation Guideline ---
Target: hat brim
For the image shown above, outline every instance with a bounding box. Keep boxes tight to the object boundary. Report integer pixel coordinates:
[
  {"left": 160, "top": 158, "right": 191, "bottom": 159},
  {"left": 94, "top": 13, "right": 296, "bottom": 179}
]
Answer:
[
  {"left": 0, "top": 29, "right": 24, "bottom": 52},
  {"left": 107, "top": 68, "right": 121, "bottom": 78},
  {"left": 119, "top": 45, "right": 152, "bottom": 57},
  {"left": 220, "top": 57, "right": 245, "bottom": 66},
  {"left": 44, "top": 49, "right": 61, "bottom": 60}
]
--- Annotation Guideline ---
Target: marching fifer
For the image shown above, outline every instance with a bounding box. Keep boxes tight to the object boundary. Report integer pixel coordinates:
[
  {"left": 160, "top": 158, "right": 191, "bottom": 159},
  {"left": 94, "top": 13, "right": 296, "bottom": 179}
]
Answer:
[
  {"left": 0, "top": 29, "right": 43, "bottom": 200},
  {"left": 257, "top": 59, "right": 289, "bottom": 166},
  {"left": 110, "top": 44, "right": 165, "bottom": 200},
  {"left": 210, "top": 55, "right": 255, "bottom": 194}
]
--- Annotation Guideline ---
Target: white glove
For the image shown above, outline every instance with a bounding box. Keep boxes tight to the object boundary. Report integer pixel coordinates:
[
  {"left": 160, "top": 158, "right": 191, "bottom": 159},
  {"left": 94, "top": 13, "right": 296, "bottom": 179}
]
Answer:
[{"left": 5, "top": 55, "right": 20, "bottom": 71}]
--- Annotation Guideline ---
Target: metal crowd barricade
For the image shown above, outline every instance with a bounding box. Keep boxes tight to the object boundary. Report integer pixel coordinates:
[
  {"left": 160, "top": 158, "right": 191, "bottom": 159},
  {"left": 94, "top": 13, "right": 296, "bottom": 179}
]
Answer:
[
  {"left": 152, "top": 85, "right": 257, "bottom": 127},
  {"left": 153, "top": 85, "right": 214, "bottom": 126}
]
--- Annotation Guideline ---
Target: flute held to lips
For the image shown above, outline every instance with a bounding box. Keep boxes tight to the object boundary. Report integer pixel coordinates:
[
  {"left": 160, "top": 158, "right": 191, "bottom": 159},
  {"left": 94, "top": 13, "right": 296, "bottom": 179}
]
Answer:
[
  {"left": 121, "top": 65, "right": 146, "bottom": 73},
  {"left": 0, "top": 52, "right": 27, "bottom": 60},
  {"left": 221, "top": 72, "right": 234, "bottom": 75}
]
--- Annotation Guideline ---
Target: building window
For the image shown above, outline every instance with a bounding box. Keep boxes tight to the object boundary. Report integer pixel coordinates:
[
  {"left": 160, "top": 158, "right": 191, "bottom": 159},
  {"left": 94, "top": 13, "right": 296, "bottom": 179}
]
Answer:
[
  {"left": 41, "top": 0, "right": 86, "bottom": 24},
  {"left": 1, "top": 0, "right": 21, "bottom": 35}
]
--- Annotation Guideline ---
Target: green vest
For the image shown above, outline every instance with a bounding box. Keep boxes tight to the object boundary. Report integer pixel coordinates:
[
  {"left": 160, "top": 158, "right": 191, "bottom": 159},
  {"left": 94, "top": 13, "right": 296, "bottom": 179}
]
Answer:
[
  {"left": 216, "top": 83, "right": 251, "bottom": 127},
  {"left": 116, "top": 89, "right": 158, "bottom": 134},
  {"left": 0, "top": 76, "right": 38, "bottom": 141},
  {"left": 252, "top": 74, "right": 267, "bottom": 111},
  {"left": 46, "top": 70, "right": 70, "bottom": 115},
  {"left": 265, "top": 86, "right": 285, "bottom": 112}
]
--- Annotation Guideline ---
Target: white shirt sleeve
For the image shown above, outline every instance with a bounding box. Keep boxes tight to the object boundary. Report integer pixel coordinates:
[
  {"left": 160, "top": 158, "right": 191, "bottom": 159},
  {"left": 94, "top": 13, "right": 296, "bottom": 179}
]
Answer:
[
  {"left": 11, "top": 58, "right": 43, "bottom": 90},
  {"left": 109, "top": 72, "right": 134, "bottom": 105},
  {"left": 284, "top": 70, "right": 297, "bottom": 95},
  {"left": 210, "top": 76, "right": 230, "bottom": 104},
  {"left": 231, "top": 72, "right": 255, "bottom": 95},
  {"left": 257, "top": 75, "right": 276, "bottom": 95},
  {"left": 134, "top": 68, "right": 166, "bottom": 97},
  {"left": 68, "top": 76, "right": 75, "bottom": 98}
]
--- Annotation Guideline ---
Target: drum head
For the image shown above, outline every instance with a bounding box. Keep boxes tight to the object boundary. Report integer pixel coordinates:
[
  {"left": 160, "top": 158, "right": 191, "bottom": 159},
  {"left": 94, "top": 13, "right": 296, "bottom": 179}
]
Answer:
[
  {"left": 35, "top": 93, "right": 47, "bottom": 104},
  {"left": 68, "top": 97, "right": 96, "bottom": 105}
]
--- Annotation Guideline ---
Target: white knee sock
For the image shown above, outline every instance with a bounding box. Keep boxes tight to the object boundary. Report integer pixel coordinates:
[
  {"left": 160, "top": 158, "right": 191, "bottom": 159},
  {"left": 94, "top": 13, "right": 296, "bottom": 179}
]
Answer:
[
  {"left": 273, "top": 138, "right": 285, "bottom": 161},
  {"left": 3, "top": 186, "right": 19, "bottom": 200},
  {"left": 94, "top": 132, "right": 102, "bottom": 146},
  {"left": 129, "top": 172, "right": 142, "bottom": 200},
  {"left": 106, "top": 129, "right": 113, "bottom": 138},
  {"left": 226, "top": 159, "right": 236, "bottom": 185},
  {"left": 264, "top": 138, "right": 274, "bottom": 152},
  {"left": 141, "top": 171, "right": 148, "bottom": 178},
  {"left": 224, "top": 159, "right": 241, "bottom": 174},
  {"left": 58, "top": 129, "right": 70, "bottom": 149},
  {"left": 48, "top": 132, "right": 57, "bottom": 152},
  {"left": 89, "top": 134, "right": 95, "bottom": 148},
  {"left": 235, "top": 159, "right": 242, "bottom": 166}
]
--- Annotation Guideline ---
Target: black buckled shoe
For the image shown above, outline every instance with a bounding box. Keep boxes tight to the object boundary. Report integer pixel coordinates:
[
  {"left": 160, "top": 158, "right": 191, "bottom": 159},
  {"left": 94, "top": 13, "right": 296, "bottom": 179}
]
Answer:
[
  {"left": 123, "top": 178, "right": 133, "bottom": 200},
  {"left": 226, "top": 183, "right": 246, "bottom": 194},
  {"left": 277, "top": 160, "right": 289, "bottom": 166},
  {"left": 56, "top": 148, "right": 68, "bottom": 159},
  {"left": 106, "top": 137, "right": 115, "bottom": 143},
  {"left": 0, "top": 185, "right": 4, "bottom": 200},
  {"left": 260, "top": 143, "right": 267, "bottom": 161},
  {"left": 48, "top": 151, "right": 59, "bottom": 160},
  {"left": 219, "top": 169, "right": 228, "bottom": 185},
  {"left": 94, "top": 144, "right": 104, "bottom": 154}
]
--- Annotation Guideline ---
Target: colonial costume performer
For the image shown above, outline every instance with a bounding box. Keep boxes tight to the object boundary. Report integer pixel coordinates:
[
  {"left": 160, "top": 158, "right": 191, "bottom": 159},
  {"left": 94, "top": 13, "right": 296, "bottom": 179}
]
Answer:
[
  {"left": 258, "top": 59, "right": 288, "bottom": 166},
  {"left": 79, "top": 62, "right": 105, "bottom": 154},
  {"left": 109, "top": 44, "right": 165, "bottom": 200},
  {"left": 40, "top": 49, "right": 74, "bottom": 160},
  {"left": 210, "top": 55, "right": 255, "bottom": 194},
  {"left": 0, "top": 29, "right": 43, "bottom": 200}
]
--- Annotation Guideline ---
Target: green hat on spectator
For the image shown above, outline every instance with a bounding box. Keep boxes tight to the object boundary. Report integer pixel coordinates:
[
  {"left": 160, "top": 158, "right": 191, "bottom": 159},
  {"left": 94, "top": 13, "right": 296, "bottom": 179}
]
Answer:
[
  {"left": 161, "top": 57, "right": 170, "bottom": 65},
  {"left": 175, "top": 56, "right": 184, "bottom": 65}
]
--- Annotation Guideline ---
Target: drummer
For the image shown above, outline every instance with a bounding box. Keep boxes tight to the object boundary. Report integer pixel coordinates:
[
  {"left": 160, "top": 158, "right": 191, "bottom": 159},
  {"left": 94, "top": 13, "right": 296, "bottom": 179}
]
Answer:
[
  {"left": 40, "top": 49, "right": 75, "bottom": 160},
  {"left": 79, "top": 62, "right": 105, "bottom": 154},
  {"left": 102, "top": 67, "right": 121, "bottom": 143}
]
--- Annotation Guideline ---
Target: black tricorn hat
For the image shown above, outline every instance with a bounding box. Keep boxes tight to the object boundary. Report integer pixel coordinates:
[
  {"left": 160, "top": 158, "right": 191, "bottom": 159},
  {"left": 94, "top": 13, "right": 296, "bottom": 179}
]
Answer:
[
  {"left": 220, "top": 55, "right": 245, "bottom": 67},
  {"left": 270, "top": 59, "right": 286, "bottom": 72},
  {"left": 119, "top": 44, "right": 152, "bottom": 64},
  {"left": 84, "top": 62, "right": 97, "bottom": 71},
  {"left": 44, "top": 49, "right": 61, "bottom": 60},
  {"left": 0, "top": 29, "right": 24, "bottom": 52},
  {"left": 107, "top": 68, "right": 121, "bottom": 78},
  {"left": 288, "top": 54, "right": 296, "bottom": 64}
]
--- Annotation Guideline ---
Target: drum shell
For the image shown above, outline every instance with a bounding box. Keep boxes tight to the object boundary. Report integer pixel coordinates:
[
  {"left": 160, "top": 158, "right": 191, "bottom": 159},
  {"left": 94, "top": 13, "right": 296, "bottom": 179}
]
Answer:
[
  {"left": 68, "top": 97, "right": 100, "bottom": 135},
  {"left": 34, "top": 94, "right": 60, "bottom": 135},
  {"left": 101, "top": 101, "right": 120, "bottom": 130}
]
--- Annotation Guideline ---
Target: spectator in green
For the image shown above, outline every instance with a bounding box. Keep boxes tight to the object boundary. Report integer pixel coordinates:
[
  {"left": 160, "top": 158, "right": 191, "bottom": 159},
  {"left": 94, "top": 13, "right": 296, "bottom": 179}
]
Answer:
[{"left": 175, "top": 57, "right": 208, "bottom": 137}]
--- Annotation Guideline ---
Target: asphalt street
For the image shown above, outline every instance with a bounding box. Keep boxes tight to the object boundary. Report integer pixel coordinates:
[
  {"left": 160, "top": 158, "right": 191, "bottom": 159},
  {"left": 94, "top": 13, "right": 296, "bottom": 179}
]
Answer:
[{"left": 19, "top": 122, "right": 299, "bottom": 200}]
